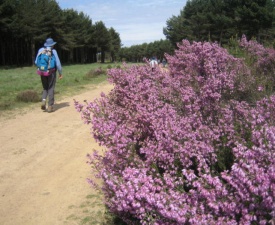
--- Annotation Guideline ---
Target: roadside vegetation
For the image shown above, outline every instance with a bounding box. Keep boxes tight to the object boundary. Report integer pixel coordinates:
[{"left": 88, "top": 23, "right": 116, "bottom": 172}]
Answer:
[
  {"left": 76, "top": 37, "right": 275, "bottom": 224},
  {"left": 1, "top": 0, "right": 275, "bottom": 223},
  {"left": 0, "top": 63, "right": 125, "bottom": 114}
]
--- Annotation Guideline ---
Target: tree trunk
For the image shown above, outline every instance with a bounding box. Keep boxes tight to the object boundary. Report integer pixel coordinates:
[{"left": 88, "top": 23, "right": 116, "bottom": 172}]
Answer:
[
  {"left": 31, "top": 39, "right": 36, "bottom": 66},
  {"left": 101, "top": 51, "right": 105, "bottom": 63},
  {"left": 0, "top": 37, "right": 6, "bottom": 66}
]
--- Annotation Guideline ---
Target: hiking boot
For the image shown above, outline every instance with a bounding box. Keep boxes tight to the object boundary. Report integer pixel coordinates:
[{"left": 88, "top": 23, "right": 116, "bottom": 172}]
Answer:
[
  {"left": 48, "top": 105, "right": 54, "bottom": 113},
  {"left": 41, "top": 100, "right": 46, "bottom": 110}
]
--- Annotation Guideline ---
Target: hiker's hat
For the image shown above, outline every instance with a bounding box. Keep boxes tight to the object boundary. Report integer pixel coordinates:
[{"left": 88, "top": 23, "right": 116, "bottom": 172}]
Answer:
[{"left": 44, "top": 38, "right": 57, "bottom": 47}]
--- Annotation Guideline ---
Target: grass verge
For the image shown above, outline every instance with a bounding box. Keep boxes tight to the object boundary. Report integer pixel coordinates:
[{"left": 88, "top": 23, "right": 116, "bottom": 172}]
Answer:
[{"left": 0, "top": 63, "right": 123, "bottom": 116}]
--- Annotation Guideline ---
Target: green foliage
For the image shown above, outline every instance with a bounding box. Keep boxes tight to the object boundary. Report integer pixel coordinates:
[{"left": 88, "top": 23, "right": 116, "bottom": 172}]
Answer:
[
  {"left": 109, "top": 27, "right": 122, "bottom": 62},
  {"left": 164, "top": 0, "right": 275, "bottom": 46},
  {"left": 163, "top": 10, "right": 186, "bottom": 47},
  {"left": 94, "top": 21, "right": 111, "bottom": 63},
  {"left": 66, "top": 194, "right": 106, "bottom": 225},
  {"left": 0, "top": 63, "right": 115, "bottom": 113},
  {"left": 0, "top": 1, "right": 121, "bottom": 66},
  {"left": 119, "top": 39, "right": 174, "bottom": 62},
  {"left": 225, "top": 35, "right": 246, "bottom": 58},
  {"left": 103, "top": 211, "right": 128, "bottom": 225}
]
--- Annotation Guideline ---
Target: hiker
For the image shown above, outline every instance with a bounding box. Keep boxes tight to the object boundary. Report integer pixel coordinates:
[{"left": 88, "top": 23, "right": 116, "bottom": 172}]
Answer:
[
  {"left": 162, "top": 58, "right": 167, "bottom": 68},
  {"left": 150, "top": 57, "right": 158, "bottom": 72},
  {"left": 35, "top": 38, "right": 63, "bottom": 113}
]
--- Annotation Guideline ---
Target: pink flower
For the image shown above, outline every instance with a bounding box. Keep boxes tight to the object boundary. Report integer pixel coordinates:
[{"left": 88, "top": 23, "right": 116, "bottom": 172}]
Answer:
[
  {"left": 258, "top": 86, "right": 264, "bottom": 91},
  {"left": 75, "top": 38, "right": 275, "bottom": 224}
]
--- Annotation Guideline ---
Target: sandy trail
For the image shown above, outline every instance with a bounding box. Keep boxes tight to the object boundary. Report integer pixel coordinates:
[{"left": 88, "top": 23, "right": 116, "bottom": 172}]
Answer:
[{"left": 0, "top": 82, "right": 113, "bottom": 225}]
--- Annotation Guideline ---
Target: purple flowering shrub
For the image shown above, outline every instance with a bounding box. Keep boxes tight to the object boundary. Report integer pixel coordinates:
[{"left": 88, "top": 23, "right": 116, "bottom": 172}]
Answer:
[
  {"left": 75, "top": 40, "right": 275, "bottom": 224},
  {"left": 239, "top": 35, "right": 275, "bottom": 97}
]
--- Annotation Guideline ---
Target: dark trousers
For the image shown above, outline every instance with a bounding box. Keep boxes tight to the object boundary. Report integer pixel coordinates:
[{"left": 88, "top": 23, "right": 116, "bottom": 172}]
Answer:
[{"left": 40, "top": 72, "right": 56, "bottom": 106}]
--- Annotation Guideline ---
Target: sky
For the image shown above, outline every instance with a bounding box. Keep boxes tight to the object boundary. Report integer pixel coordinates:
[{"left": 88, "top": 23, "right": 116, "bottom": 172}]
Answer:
[{"left": 57, "top": 0, "right": 187, "bottom": 47}]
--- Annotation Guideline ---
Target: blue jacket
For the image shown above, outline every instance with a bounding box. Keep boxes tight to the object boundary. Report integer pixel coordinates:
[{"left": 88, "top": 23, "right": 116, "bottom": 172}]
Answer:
[{"left": 35, "top": 47, "right": 62, "bottom": 75}]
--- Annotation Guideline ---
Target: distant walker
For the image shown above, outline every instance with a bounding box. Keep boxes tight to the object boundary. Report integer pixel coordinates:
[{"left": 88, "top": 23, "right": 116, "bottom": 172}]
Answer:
[{"left": 150, "top": 57, "right": 158, "bottom": 72}]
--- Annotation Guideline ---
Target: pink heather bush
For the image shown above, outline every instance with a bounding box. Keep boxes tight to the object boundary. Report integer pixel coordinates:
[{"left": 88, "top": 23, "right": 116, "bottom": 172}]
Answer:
[
  {"left": 75, "top": 40, "right": 275, "bottom": 224},
  {"left": 239, "top": 35, "right": 275, "bottom": 96}
]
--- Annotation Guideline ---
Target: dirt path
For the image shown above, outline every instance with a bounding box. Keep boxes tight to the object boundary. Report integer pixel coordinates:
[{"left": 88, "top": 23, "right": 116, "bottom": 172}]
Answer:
[{"left": 0, "top": 82, "right": 113, "bottom": 225}]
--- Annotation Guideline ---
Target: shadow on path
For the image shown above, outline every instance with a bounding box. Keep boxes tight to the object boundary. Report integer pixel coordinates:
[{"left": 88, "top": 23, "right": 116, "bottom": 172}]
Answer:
[{"left": 54, "top": 102, "right": 70, "bottom": 111}]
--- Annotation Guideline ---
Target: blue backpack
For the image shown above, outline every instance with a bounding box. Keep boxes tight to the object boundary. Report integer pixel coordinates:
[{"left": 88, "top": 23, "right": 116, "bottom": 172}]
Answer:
[{"left": 36, "top": 48, "right": 56, "bottom": 76}]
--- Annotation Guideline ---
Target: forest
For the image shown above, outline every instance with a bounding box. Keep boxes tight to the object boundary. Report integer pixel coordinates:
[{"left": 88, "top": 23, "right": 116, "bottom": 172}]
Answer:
[
  {"left": 0, "top": 0, "right": 121, "bottom": 66},
  {"left": 0, "top": 0, "right": 275, "bottom": 66}
]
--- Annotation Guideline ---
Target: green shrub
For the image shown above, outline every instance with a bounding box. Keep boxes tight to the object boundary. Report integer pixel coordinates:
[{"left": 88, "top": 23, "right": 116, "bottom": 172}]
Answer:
[
  {"left": 85, "top": 67, "right": 105, "bottom": 79},
  {"left": 16, "top": 90, "right": 40, "bottom": 102}
]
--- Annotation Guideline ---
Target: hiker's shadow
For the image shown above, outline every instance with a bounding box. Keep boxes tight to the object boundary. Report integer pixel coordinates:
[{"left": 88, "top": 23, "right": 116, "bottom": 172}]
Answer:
[{"left": 54, "top": 102, "right": 70, "bottom": 111}]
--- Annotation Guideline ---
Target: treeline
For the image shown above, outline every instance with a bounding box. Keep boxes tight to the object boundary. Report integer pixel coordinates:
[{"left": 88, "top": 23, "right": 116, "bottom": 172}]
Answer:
[
  {"left": 118, "top": 39, "right": 174, "bottom": 63},
  {"left": 121, "top": 0, "right": 275, "bottom": 62},
  {"left": 0, "top": 0, "right": 121, "bottom": 66},
  {"left": 1, "top": 0, "right": 275, "bottom": 67},
  {"left": 164, "top": 0, "right": 275, "bottom": 46}
]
